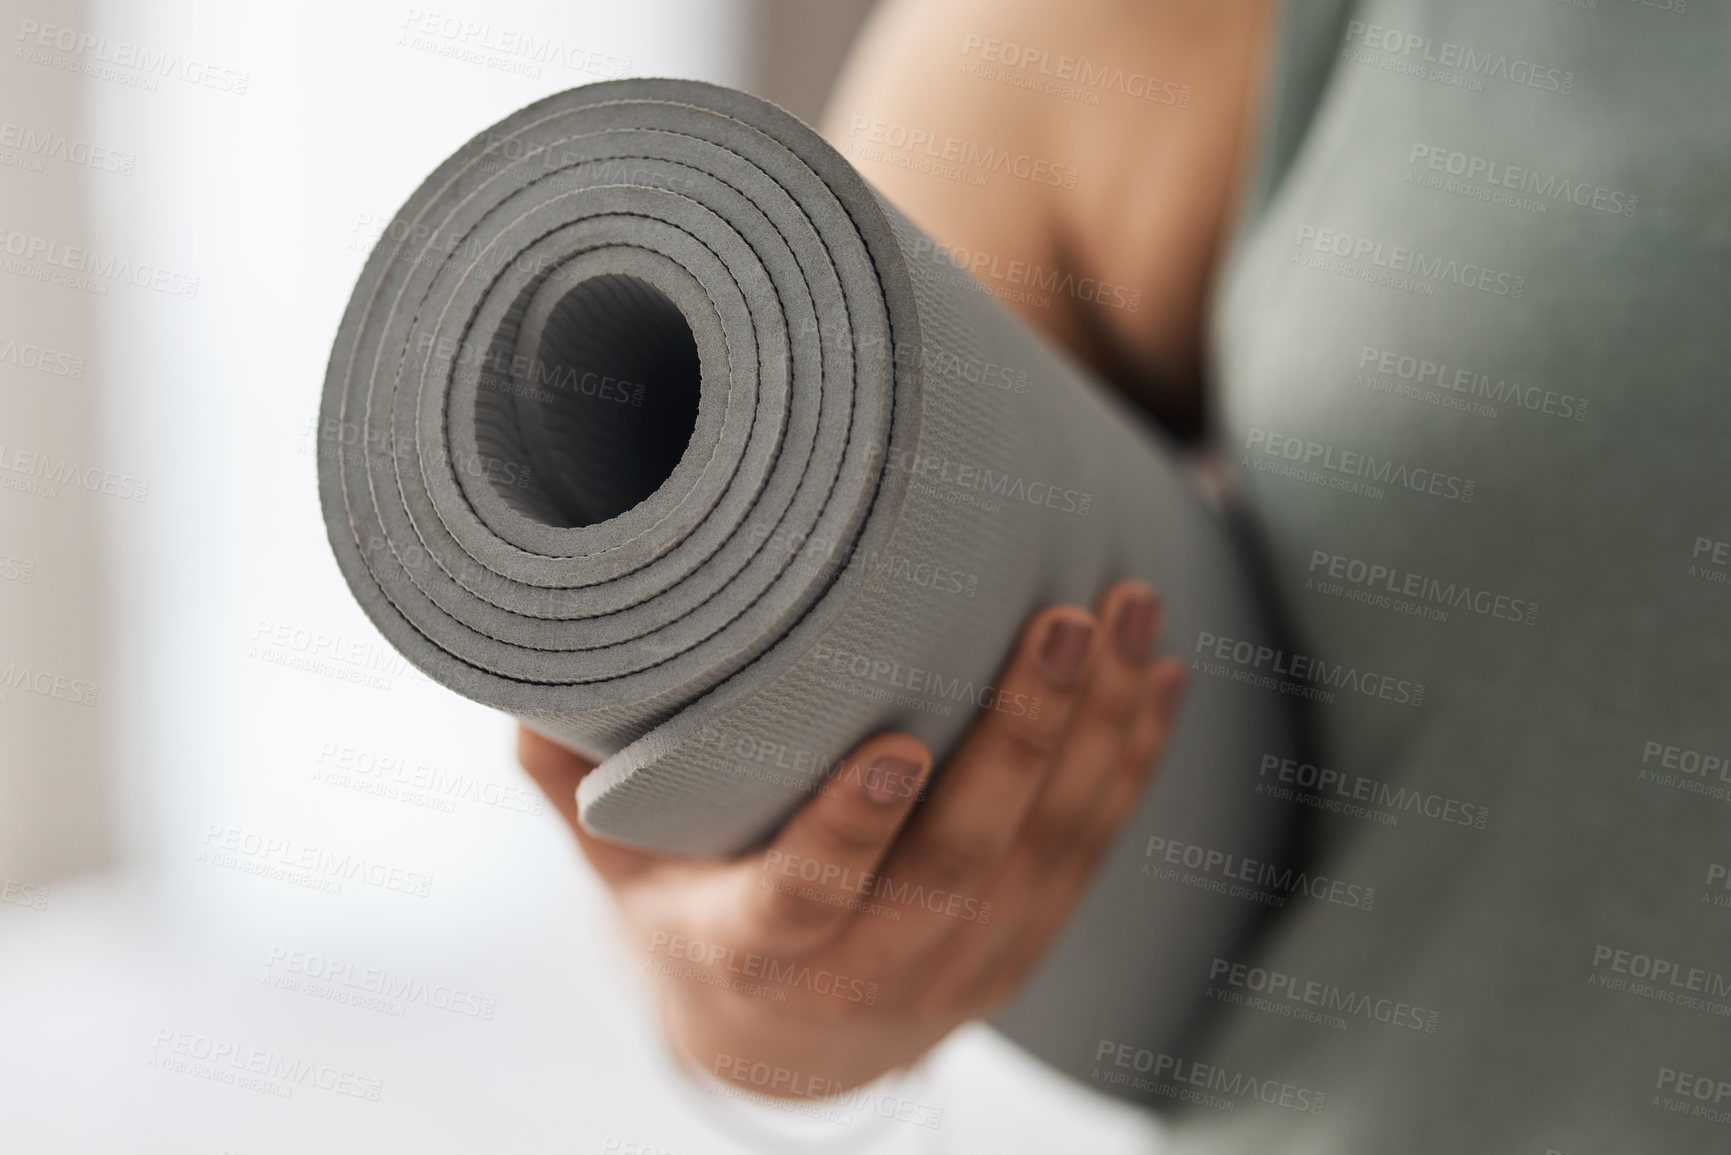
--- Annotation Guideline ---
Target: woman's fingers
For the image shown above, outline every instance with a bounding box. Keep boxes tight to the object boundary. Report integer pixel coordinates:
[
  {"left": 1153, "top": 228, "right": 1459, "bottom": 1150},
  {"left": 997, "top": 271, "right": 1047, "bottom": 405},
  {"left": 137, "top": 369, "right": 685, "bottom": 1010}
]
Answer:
[
  {"left": 972, "top": 659, "right": 1189, "bottom": 1011},
  {"left": 920, "top": 582, "right": 1162, "bottom": 995},
  {"left": 1017, "top": 582, "right": 1161, "bottom": 879},
  {"left": 833, "top": 604, "right": 1101, "bottom": 965},
  {"left": 734, "top": 733, "right": 933, "bottom": 954},
  {"left": 516, "top": 725, "right": 658, "bottom": 884},
  {"left": 1094, "top": 661, "right": 1189, "bottom": 842}
]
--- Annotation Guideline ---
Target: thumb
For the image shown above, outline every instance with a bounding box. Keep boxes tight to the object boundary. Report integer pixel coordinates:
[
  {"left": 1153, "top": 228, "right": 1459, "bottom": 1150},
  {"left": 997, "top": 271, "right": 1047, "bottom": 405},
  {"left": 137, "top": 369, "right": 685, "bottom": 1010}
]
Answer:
[{"left": 516, "top": 725, "right": 658, "bottom": 883}]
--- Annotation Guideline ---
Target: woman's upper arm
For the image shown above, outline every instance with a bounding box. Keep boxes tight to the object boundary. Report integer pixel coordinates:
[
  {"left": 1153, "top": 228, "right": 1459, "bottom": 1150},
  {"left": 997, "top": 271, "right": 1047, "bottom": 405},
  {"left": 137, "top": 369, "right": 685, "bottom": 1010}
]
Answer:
[{"left": 819, "top": 0, "right": 1272, "bottom": 439}]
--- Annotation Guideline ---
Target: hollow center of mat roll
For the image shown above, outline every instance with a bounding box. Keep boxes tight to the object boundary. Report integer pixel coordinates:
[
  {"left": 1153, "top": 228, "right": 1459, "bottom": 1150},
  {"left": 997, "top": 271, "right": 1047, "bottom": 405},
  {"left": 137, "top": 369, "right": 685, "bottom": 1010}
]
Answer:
[{"left": 499, "top": 273, "right": 702, "bottom": 529}]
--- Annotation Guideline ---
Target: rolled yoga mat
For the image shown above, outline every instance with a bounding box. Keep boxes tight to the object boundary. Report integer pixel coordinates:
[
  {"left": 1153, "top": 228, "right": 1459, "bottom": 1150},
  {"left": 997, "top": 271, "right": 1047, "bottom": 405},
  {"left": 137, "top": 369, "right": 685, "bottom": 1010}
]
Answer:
[{"left": 319, "top": 77, "right": 1304, "bottom": 1091}]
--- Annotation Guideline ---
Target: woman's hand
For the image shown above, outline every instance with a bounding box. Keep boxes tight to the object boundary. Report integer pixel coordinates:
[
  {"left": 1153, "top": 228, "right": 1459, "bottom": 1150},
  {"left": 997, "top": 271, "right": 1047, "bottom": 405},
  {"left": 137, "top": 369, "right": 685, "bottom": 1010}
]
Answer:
[{"left": 519, "top": 579, "right": 1188, "bottom": 1096}]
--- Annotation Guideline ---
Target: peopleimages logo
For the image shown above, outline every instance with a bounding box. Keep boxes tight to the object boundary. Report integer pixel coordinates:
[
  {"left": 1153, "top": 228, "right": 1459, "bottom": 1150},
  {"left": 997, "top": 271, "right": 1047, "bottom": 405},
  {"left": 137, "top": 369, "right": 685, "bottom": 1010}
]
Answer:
[
  {"left": 0, "top": 443, "right": 149, "bottom": 503},
  {"left": 1687, "top": 535, "right": 1731, "bottom": 592},
  {"left": 396, "top": 8, "right": 632, "bottom": 79},
  {"left": 200, "top": 823, "right": 435, "bottom": 898},
  {"left": 1357, "top": 344, "right": 1588, "bottom": 423},
  {"left": 264, "top": 946, "right": 498, "bottom": 1019},
  {"left": 1193, "top": 629, "right": 1427, "bottom": 708},
  {"left": 0, "top": 227, "right": 200, "bottom": 298},
  {"left": 1293, "top": 226, "right": 1525, "bottom": 299},
  {"left": 1406, "top": 144, "right": 1636, "bottom": 218},
  {"left": 0, "top": 120, "right": 135, "bottom": 174},
  {"left": 1342, "top": 20, "right": 1575, "bottom": 95},
  {"left": 707, "top": 1053, "right": 945, "bottom": 1130},
  {"left": 909, "top": 235, "right": 1142, "bottom": 312},
  {"left": 15, "top": 18, "right": 252, "bottom": 94},
  {"left": 416, "top": 332, "right": 646, "bottom": 408},
  {"left": 846, "top": 117, "right": 1080, "bottom": 189},
  {"left": 1643, "top": 740, "right": 1731, "bottom": 779},
  {"left": 1244, "top": 427, "right": 1475, "bottom": 505},
  {"left": 760, "top": 850, "right": 992, "bottom": 923},
  {"left": 1590, "top": 945, "right": 1731, "bottom": 1000},
  {"left": 1092, "top": 1039, "right": 1326, "bottom": 1115},
  {"left": 0, "top": 878, "right": 50, "bottom": 911},
  {"left": 312, "top": 742, "right": 546, "bottom": 817},
  {"left": 648, "top": 934, "right": 879, "bottom": 1005},
  {"left": 149, "top": 1028, "right": 383, "bottom": 1100},
  {"left": 1256, "top": 753, "right": 1491, "bottom": 831},
  {"left": 0, "top": 660, "right": 100, "bottom": 707},
  {"left": 874, "top": 443, "right": 1092, "bottom": 517},
  {"left": 806, "top": 641, "right": 1041, "bottom": 719},
  {"left": 958, "top": 35, "right": 1192, "bottom": 107},
  {"left": 1306, "top": 549, "right": 1540, "bottom": 627},
  {"left": 0, "top": 334, "right": 86, "bottom": 378},
  {"left": 1206, "top": 957, "right": 1441, "bottom": 1033},
  {"left": 1143, "top": 835, "right": 1377, "bottom": 911},
  {"left": 1702, "top": 864, "right": 1731, "bottom": 910},
  {"left": 1653, "top": 1064, "right": 1731, "bottom": 1132}
]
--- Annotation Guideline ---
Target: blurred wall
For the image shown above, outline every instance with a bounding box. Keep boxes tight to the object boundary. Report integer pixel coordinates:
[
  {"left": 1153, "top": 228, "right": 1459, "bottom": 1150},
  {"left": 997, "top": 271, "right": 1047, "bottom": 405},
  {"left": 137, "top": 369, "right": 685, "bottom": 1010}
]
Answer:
[{"left": 0, "top": 0, "right": 115, "bottom": 893}]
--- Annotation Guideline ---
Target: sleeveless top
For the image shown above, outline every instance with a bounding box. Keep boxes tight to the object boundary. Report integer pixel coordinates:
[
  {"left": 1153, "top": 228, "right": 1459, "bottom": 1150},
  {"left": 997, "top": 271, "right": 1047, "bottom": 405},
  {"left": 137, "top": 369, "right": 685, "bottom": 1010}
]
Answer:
[{"left": 1169, "top": 1, "right": 1731, "bottom": 1150}]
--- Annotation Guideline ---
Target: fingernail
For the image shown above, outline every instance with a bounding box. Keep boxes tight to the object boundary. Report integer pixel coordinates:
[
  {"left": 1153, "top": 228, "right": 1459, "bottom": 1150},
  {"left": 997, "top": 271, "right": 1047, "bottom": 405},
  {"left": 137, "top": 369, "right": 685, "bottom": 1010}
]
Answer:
[
  {"left": 1113, "top": 592, "right": 1158, "bottom": 662},
  {"left": 866, "top": 756, "right": 921, "bottom": 805},
  {"left": 1039, "top": 618, "right": 1094, "bottom": 686}
]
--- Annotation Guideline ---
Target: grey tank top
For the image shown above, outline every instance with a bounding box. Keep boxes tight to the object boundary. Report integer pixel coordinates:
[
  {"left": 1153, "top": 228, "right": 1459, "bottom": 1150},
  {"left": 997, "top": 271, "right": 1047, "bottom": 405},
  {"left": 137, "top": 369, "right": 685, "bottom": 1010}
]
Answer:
[{"left": 1168, "top": 0, "right": 1731, "bottom": 1151}]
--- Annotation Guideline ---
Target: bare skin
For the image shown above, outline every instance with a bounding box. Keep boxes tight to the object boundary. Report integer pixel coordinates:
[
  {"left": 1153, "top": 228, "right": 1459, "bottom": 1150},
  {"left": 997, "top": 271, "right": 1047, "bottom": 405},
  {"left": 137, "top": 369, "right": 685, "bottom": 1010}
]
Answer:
[
  {"left": 825, "top": 0, "right": 1272, "bottom": 438},
  {"left": 519, "top": 0, "right": 1273, "bottom": 1098}
]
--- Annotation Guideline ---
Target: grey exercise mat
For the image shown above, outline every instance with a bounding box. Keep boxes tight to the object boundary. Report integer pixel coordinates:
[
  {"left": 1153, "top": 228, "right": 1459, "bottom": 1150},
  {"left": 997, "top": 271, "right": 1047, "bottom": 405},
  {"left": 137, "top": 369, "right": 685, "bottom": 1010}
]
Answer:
[{"left": 319, "top": 78, "right": 1302, "bottom": 1090}]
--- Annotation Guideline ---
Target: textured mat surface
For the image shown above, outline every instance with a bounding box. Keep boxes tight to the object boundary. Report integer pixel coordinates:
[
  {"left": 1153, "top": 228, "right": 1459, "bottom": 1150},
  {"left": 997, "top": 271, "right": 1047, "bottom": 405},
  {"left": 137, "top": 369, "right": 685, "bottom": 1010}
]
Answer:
[{"left": 319, "top": 78, "right": 1301, "bottom": 1085}]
